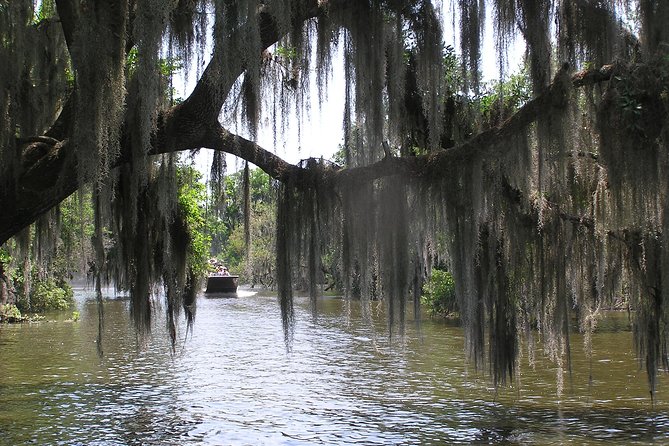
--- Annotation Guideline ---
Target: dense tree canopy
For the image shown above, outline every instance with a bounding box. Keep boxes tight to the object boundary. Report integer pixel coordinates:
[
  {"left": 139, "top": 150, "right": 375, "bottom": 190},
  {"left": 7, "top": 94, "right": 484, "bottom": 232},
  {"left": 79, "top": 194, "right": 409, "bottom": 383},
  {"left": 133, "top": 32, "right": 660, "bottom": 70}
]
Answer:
[{"left": 1, "top": 0, "right": 668, "bottom": 395}]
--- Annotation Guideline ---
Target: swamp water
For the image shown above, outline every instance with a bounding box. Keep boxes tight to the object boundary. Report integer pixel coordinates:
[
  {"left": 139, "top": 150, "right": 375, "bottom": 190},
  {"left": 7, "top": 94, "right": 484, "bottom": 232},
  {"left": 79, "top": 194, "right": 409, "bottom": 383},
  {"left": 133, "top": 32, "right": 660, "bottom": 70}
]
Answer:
[{"left": 0, "top": 286, "right": 667, "bottom": 445}]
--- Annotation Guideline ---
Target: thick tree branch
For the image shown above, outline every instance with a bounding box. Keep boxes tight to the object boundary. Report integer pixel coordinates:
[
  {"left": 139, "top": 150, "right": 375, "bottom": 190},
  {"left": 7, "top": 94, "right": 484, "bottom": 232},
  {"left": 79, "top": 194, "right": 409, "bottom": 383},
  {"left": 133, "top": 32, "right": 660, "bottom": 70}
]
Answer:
[
  {"left": 326, "top": 63, "right": 616, "bottom": 187},
  {"left": 571, "top": 62, "right": 620, "bottom": 87},
  {"left": 54, "top": 0, "right": 79, "bottom": 51},
  {"left": 16, "top": 136, "right": 61, "bottom": 146},
  {"left": 181, "top": 0, "right": 321, "bottom": 122},
  {"left": 165, "top": 62, "right": 617, "bottom": 190},
  {"left": 0, "top": 53, "right": 616, "bottom": 247}
]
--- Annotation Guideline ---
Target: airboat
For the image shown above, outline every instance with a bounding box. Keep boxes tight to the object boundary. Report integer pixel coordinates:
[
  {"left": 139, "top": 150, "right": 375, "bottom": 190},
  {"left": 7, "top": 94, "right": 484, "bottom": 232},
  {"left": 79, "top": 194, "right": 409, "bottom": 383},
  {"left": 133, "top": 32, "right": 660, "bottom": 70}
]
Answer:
[{"left": 204, "top": 273, "right": 239, "bottom": 294}]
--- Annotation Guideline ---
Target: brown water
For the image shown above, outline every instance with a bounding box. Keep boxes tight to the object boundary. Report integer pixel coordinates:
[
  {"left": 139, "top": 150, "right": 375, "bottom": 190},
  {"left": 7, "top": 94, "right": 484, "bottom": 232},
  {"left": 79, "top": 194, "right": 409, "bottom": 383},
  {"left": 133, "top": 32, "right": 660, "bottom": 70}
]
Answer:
[{"left": 0, "top": 287, "right": 667, "bottom": 445}]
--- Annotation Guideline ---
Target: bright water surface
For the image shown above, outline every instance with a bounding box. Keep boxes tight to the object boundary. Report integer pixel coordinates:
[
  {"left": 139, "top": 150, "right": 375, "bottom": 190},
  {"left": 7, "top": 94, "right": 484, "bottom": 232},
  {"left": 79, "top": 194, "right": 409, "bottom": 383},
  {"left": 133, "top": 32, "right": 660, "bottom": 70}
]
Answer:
[{"left": 0, "top": 286, "right": 667, "bottom": 445}]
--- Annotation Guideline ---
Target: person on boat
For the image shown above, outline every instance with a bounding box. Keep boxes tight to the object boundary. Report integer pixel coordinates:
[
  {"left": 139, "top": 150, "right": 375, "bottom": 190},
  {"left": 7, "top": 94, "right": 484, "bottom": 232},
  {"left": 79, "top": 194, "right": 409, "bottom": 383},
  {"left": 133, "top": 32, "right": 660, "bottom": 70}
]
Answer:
[{"left": 222, "top": 267, "right": 230, "bottom": 276}]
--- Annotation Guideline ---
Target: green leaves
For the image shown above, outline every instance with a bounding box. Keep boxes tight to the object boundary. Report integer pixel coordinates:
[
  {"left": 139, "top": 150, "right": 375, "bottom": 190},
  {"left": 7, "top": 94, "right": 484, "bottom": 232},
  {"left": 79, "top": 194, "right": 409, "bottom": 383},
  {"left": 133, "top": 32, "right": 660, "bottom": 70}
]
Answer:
[
  {"left": 33, "top": 0, "right": 56, "bottom": 24},
  {"left": 177, "top": 164, "right": 211, "bottom": 279},
  {"left": 477, "top": 69, "right": 532, "bottom": 127},
  {"left": 0, "top": 247, "right": 10, "bottom": 265},
  {"left": 23, "top": 278, "right": 74, "bottom": 313},
  {"left": 208, "top": 167, "right": 276, "bottom": 285},
  {"left": 422, "top": 269, "right": 458, "bottom": 318},
  {"left": 0, "top": 304, "right": 23, "bottom": 323},
  {"left": 125, "top": 46, "right": 183, "bottom": 78},
  {"left": 275, "top": 45, "right": 297, "bottom": 62}
]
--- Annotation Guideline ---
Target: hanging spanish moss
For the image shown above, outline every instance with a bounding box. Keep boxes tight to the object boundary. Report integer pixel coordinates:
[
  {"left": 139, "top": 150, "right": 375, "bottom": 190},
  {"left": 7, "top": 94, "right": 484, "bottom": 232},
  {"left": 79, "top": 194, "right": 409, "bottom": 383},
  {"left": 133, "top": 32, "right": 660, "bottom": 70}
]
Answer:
[
  {"left": 277, "top": 182, "right": 295, "bottom": 348},
  {"left": 459, "top": 0, "right": 485, "bottom": 92},
  {"left": 71, "top": 1, "right": 128, "bottom": 189},
  {"left": 243, "top": 161, "right": 251, "bottom": 258},
  {"left": 376, "top": 178, "right": 410, "bottom": 337},
  {"left": 92, "top": 186, "right": 108, "bottom": 356},
  {"left": 125, "top": 0, "right": 177, "bottom": 204},
  {"left": 210, "top": 150, "right": 227, "bottom": 216},
  {"left": 94, "top": 153, "right": 200, "bottom": 345},
  {"left": 233, "top": 1, "right": 669, "bottom": 395},
  {"left": 168, "top": 0, "right": 209, "bottom": 61},
  {"left": 1, "top": 2, "right": 69, "bottom": 207},
  {"left": 557, "top": 0, "right": 640, "bottom": 67}
]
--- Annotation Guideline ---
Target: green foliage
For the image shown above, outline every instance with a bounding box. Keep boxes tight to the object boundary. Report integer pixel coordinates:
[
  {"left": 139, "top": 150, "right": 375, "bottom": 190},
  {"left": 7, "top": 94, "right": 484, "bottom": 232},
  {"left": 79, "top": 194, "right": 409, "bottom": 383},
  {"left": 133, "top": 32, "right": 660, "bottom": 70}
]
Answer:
[
  {"left": 210, "top": 167, "right": 274, "bottom": 254},
  {"left": 209, "top": 167, "right": 277, "bottom": 286},
  {"left": 248, "top": 167, "right": 275, "bottom": 202},
  {"left": 476, "top": 69, "right": 532, "bottom": 128},
  {"left": 617, "top": 84, "right": 643, "bottom": 118},
  {"left": 71, "top": 310, "right": 80, "bottom": 322},
  {"left": 3, "top": 231, "right": 78, "bottom": 313},
  {"left": 0, "top": 247, "right": 10, "bottom": 265},
  {"left": 443, "top": 44, "right": 463, "bottom": 91},
  {"left": 33, "top": 0, "right": 56, "bottom": 23},
  {"left": 65, "top": 65, "right": 75, "bottom": 87},
  {"left": 612, "top": 58, "right": 669, "bottom": 137},
  {"left": 58, "top": 190, "right": 94, "bottom": 276},
  {"left": 582, "top": 60, "right": 595, "bottom": 71},
  {"left": 177, "top": 164, "right": 212, "bottom": 279},
  {"left": 159, "top": 56, "right": 183, "bottom": 77},
  {"left": 332, "top": 144, "right": 347, "bottom": 167},
  {"left": 125, "top": 46, "right": 182, "bottom": 79},
  {"left": 0, "top": 303, "right": 22, "bottom": 322},
  {"left": 330, "top": 126, "right": 365, "bottom": 168},
  {"left": 422, "top": 269, "right": 458, "bottom": 318},
  {"left": 222, "top": 222, "right": 245, "bottom": 271},
  {"left": 275, "top": 45, "right": 297, "bottom": 61},
  {"left": 20, "top": 278, "right": 74, "bottom": 313},
  {"left": 126, "top": 47, "right": 139, "bottom": 75},
  {"left": 230, "top": 201, "right": 276, "bottom": 286},
  {"left": 614, "top": 74, "right": 648, "bottom": 135},
  {"left": 1, "top": 192, "right": 92, "bottom": 312}
]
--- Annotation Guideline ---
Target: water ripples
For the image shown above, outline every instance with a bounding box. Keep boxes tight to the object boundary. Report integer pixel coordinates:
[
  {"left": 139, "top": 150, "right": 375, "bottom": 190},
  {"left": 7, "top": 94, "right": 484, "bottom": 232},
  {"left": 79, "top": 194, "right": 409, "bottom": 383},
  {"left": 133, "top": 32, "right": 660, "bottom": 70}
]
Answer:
[{"left": 0, "top": 289, "right": 667, "bottom": 444}]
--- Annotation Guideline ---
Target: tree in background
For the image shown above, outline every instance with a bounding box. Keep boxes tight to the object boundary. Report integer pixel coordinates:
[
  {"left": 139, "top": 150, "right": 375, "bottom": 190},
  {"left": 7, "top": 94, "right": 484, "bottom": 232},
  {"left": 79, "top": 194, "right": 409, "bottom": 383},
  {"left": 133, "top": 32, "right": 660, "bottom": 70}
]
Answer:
[
  {"left": 177, "top": 164, "right": 211, "bottom": 280},
  {"left": 0, "top": 192, "right": 91, "bottom": 314},
  {"left": 422, "top": 269, "right": 458, "bottom": 318},
  {"left": 211, "top": 167, "right": 277, "bottom": 287}
]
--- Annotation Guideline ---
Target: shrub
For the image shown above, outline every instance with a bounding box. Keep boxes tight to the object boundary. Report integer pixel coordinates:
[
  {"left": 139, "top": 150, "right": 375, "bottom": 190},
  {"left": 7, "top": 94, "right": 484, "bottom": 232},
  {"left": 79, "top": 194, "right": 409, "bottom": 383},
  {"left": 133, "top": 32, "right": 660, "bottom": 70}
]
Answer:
[
  {"left": 20, "top": 279, "right": 74, "bottom": 313},
  {"left": 0, "top": 304, "right": 23, "bottom": 322},
  {"left": 422, "top": 269, "right": 458, "bottom": 318}
]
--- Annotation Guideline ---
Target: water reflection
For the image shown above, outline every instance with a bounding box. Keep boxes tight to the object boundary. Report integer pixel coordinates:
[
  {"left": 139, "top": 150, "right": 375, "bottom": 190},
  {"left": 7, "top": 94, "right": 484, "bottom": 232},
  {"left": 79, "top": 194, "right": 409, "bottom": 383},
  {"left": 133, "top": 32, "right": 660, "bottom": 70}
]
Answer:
[{"left": 0, "top": 287, "right": 666, "bottom": 445}]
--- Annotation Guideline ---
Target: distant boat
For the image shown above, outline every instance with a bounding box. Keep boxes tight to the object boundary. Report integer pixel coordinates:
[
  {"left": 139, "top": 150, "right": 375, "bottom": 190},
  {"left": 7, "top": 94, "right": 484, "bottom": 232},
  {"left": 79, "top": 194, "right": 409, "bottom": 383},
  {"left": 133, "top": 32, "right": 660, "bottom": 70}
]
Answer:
[{"left": 204, "top": 274, "right": 239, "bottom": 294}]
